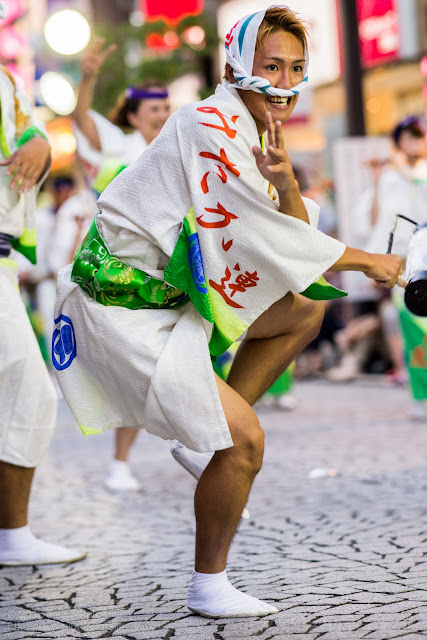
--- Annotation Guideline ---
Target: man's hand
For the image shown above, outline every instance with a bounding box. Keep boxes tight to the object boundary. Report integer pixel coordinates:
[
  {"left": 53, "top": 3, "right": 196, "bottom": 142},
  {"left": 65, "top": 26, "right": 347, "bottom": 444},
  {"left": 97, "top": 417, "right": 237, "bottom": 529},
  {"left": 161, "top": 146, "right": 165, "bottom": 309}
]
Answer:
[
  {"left": 363, "top": 253, "right": 403, "bottom": 288},
  {"left": 0, "top": 136, "right": 50, "bottom": 193},
  {"left": 252, "top": 112, "right": 296, "bottom": 192},
  {"left": 81, "top": 38, "right": 116, "bottom": 80},
  {"left": 252, "top": 112, "right": 309, "bottom": 223}
]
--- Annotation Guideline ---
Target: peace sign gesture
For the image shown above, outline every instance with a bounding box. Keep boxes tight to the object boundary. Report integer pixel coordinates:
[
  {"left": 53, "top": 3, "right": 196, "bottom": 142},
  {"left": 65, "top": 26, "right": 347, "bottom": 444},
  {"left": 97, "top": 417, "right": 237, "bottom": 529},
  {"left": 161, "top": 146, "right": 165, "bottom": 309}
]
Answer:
[
  {"left": 252, "top": 112, "right": 296, "bottom": 194},
  {"left": 81, "top": 37, "right": 117, "bottom": 80}
]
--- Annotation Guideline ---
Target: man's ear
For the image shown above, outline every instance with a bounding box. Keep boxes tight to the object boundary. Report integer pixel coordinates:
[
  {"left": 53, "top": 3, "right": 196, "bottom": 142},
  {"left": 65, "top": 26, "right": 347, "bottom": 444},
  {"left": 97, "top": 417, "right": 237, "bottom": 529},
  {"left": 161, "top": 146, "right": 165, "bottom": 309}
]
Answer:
[{"left": 225, "top": 63, "right": 236, "bottom": 83}]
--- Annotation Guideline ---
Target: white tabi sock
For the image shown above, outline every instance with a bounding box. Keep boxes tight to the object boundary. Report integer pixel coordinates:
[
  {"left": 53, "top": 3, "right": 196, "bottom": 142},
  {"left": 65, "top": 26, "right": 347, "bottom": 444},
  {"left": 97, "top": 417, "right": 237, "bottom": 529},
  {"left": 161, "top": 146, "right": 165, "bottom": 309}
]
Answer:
[
  {"left": 187, "top": 569, "right": 278, "bottom": 618},
  {"left": 0, "top": 525, "right": 87, "bottom": 566}
]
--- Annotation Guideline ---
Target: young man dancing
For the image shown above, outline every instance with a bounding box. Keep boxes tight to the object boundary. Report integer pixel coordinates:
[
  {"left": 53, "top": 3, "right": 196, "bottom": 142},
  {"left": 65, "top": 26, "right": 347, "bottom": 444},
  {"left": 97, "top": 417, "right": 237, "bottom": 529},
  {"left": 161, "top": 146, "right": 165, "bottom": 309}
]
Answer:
[{"left": 54, "top": 6, "right": 401, "bottom": 617}]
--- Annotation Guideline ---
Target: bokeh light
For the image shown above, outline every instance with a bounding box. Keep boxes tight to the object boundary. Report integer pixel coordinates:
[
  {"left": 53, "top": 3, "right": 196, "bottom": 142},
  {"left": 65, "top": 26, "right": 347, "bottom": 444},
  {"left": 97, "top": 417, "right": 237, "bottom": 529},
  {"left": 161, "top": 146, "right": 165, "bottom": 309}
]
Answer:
[
  {"left": 183, "top": 26, "right": 205, "bottom": 48},
  {"left": 44, "top": 10, "right": 91, "bottom": 55},
  {"left": 40, "top": 72, "right": 76, "bottom": 115},
  {"left": 164, "top": 31, "right": 180, "bottom": 48}
]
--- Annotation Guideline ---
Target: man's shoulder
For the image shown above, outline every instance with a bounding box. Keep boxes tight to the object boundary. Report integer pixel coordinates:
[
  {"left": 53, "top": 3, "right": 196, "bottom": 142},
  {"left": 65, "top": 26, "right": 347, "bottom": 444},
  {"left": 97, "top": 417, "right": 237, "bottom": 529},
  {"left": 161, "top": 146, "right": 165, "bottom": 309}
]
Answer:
[
  {"left": 175, "top": 86, "right": 251, "bottom": 153},
  {"left": 176, "top": 86, "right": 242, "bottom": 124}
]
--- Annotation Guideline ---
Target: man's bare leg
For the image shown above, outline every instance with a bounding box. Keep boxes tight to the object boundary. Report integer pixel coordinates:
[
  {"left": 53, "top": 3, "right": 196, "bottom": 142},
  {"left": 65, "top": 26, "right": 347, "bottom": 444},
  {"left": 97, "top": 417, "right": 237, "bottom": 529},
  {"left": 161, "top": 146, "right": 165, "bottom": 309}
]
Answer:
[
  {"left": 195, "top": 375, "right": 264, "bottom": 574},
  {"left": 227, "top": 293, "right": 324, "bottom": 405},
  {"left": 194, "top": 294, "right": 323, "bottom": 572},
  {"left": 188, "top": 294, "right": 324, "bottom": 617},
  {"left": 0, "top": 462, "right": 34, "bottom": 528},
  {"left": 0, "top": 461, "right": 86, "bottom": 565},
  {"left": 188, "top": 373, "right": 277, "bottom": 617}
]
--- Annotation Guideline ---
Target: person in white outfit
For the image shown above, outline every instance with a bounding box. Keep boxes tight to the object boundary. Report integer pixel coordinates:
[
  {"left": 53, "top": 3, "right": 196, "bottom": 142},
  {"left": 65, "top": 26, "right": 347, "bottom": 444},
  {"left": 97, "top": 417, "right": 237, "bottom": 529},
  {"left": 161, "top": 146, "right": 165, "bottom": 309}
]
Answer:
[
  {"left": 353, "top": 116, "right": 427, "bottom": 418},
  {"left": 54, "top": 7, "right": 402, "bottom": 617},
  {"left": 18, "top": 176, "right": 76, "bottom": 361},
  {"left": 0, "top": 65, "right": 86, "bottom": 566},
  {"left": 72, "top": 37, "right": 171, "bottom": 491}
]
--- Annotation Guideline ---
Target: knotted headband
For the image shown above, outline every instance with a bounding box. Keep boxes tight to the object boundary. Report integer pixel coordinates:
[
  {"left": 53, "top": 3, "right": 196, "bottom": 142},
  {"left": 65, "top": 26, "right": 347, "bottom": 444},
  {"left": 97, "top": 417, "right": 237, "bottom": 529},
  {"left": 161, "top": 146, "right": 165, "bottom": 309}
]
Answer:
[{"left": 224, "top": 4, "right": 309, "bottom": 97}]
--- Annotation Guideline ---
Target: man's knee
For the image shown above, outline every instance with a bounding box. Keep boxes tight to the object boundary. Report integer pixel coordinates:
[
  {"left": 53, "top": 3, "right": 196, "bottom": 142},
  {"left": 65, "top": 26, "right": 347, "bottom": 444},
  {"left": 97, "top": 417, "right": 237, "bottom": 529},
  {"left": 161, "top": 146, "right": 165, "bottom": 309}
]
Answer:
[{"left": 230, "top": 412, "right": 265, "bottom": 476}]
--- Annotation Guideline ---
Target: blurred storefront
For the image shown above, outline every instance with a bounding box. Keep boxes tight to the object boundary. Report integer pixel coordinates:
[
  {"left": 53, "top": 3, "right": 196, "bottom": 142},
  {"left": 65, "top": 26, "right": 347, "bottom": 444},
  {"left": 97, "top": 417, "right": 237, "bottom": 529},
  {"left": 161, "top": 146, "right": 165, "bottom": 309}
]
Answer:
[{"left": 318, "top": 0, "right": 427, "bottom": 141}]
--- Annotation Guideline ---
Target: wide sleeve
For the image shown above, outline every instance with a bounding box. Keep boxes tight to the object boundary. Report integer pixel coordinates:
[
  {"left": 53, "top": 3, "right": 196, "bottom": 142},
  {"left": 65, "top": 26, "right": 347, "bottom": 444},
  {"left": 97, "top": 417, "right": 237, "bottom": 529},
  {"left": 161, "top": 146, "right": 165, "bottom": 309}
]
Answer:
[
  {"left": 176, "top": 103, "right": 346, "bottom": 297},
  {"left": 80, "top": 110, "right": 128, "bottom": 156}
]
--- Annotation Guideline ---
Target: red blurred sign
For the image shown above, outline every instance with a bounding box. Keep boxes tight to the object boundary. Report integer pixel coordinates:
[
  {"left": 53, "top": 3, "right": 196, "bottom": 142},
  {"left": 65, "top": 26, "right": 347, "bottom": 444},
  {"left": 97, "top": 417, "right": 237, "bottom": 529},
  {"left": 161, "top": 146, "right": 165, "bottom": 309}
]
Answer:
[
  {"left": 356, "top": 0, "right": 400, "bottom": 67},
  {"left": 140, "top": 0, "right": 203, "bottom": 23}
]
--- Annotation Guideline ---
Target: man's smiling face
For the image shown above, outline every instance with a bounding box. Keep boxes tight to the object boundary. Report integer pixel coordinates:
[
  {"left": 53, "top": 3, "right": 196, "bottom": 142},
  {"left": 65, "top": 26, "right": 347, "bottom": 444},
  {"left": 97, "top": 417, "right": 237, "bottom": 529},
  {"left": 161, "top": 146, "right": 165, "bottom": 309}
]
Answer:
[{"left": 234, "top": 30, "right": 305, "bottom": 135}]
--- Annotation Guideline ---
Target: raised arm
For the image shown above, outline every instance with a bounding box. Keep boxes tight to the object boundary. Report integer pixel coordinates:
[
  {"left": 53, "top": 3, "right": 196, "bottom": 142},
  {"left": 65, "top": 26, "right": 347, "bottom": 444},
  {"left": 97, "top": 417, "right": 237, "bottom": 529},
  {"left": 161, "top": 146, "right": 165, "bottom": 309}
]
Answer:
[
  {"left": 252, "top": 112, "right": 309, "bottom": 223},
  {"left": 72, "top": 38, "right": 116, "bottom": 151},
  {"left": 252, "top": 113, "right": 403, "bottom": 290}
]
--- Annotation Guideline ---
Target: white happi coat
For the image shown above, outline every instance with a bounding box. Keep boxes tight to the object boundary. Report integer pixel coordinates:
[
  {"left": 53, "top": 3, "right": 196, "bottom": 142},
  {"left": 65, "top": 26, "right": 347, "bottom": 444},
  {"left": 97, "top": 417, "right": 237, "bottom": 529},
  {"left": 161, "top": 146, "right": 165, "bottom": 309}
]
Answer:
[
  {"left": 0, "top": 67, "right": 56, "bottom": 467},
  {"left": 54, "top": 83, "right": 345, "bottom": 452}
]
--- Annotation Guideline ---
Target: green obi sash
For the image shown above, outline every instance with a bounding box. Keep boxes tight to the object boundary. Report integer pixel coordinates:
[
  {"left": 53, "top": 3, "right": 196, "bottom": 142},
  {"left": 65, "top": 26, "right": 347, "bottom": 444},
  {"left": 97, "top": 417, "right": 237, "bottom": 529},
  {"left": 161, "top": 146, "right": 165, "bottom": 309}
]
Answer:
[
  {"left": 71, "top": 217, "right": 188, "bottom": 310},
  {"left": 164, "top": 207, "right": 347, "bottom": 357},
  {"left": 72, "top": 211, "right": 347, "bottom": 356}
]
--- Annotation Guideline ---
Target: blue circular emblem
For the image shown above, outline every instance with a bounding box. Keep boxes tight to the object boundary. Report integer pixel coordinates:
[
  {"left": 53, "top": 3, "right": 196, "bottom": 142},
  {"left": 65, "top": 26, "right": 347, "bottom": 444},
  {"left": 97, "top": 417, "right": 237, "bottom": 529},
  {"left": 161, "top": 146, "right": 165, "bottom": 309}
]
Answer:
[
  {"left": 52, "top": 314, "right": 77, "bottom": 371},
  {"left": 188, "top": 232, "right": 207, "bottom": 294}
]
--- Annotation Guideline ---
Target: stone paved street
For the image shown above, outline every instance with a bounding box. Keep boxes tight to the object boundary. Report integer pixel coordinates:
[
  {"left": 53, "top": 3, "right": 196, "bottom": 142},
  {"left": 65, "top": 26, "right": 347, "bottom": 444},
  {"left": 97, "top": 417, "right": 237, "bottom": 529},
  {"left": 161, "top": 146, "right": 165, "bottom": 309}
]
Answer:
[{"left": 2, "top": 376, "right": 427, "bottom": 639}]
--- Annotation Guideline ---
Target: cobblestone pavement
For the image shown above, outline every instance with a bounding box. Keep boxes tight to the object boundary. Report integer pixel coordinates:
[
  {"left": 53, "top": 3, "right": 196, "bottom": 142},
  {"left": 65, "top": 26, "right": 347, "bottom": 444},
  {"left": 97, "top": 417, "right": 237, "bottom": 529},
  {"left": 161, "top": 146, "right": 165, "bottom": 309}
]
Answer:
[{"left": 2, "top": 376, "right": 427, "bottom": 640}]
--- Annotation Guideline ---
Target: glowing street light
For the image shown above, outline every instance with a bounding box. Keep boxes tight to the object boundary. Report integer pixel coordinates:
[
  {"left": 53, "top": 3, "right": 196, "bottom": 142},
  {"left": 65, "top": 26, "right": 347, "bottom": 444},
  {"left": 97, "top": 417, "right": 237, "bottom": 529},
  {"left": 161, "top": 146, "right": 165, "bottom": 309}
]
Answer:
[
  {"left": 40, "top": 72, "right": 76, "bottom": 115},
  {"left": 44, "top": 9, "right": 91, "bottom": 56}
]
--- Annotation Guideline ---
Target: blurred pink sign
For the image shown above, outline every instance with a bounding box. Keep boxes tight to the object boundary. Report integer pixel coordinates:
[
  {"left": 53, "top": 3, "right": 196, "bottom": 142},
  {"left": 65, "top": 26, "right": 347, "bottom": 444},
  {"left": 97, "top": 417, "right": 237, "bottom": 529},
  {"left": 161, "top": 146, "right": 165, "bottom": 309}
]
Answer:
[
  {"left": 0, "top": 25, "right": 25, "bottom": 59},
  {"left": 357, "top": 0, "right": 400, "bottom": 67},
  {"left": 0, "top": 0, "right": 25, "bottom": 26}
]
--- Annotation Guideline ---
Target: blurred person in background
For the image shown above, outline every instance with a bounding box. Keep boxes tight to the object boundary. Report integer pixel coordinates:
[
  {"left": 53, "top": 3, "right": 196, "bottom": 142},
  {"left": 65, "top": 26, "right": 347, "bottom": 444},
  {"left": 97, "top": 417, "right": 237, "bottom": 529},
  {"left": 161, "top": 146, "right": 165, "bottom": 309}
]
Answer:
[
  {"left": 325, "top": 310, "right": 386, "bottom": 382},
  {"left": 73, "top": 37, "right": 171, "bottom": 197},
  {"left": 72, "top": 38, "right": 172, "bottom": 492},
  {"left": 49, "top": 184, "right": 97, "bottom": 276},
  {"left": 0, "top": 64, "right": 85, "bottom": 565},
  {"left": 18, "top": 175, "right": 76, "bottom": 362},
  {"left": 351, "top": 116, "right": 427, "bottom": 419}
]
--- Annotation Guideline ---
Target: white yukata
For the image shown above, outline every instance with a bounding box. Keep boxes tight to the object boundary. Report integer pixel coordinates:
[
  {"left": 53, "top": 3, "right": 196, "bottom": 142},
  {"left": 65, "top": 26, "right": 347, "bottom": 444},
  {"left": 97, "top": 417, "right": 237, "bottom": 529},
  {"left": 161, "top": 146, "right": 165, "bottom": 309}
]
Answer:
[
  {"left": 54, "top": 82, "right": 346, "bottom": 452},
  {"left": 0, "top": 66, "right": 56, "bottom": 467}
]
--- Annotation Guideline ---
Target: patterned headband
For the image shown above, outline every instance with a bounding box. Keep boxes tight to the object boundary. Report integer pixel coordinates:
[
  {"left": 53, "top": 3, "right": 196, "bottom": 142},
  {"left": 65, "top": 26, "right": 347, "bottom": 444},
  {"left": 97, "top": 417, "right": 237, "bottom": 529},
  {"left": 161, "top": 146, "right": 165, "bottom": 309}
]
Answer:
[
  {"left": 224, "top": 4, "right": 309, "bottom": 97},
  {"left": 125, "top": 87, "right": 169, "bottom": 100}
]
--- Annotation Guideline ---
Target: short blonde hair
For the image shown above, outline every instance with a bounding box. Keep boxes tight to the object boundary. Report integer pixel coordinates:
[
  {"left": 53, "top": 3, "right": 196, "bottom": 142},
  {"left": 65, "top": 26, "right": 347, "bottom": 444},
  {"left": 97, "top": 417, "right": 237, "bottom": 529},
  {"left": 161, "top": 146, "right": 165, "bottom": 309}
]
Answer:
[
  {"left": 224, "top": 7, "right": 308, "bottom": 80},
  {"left": 256, "top": 6, "right": 308, "bottom": 52}
]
